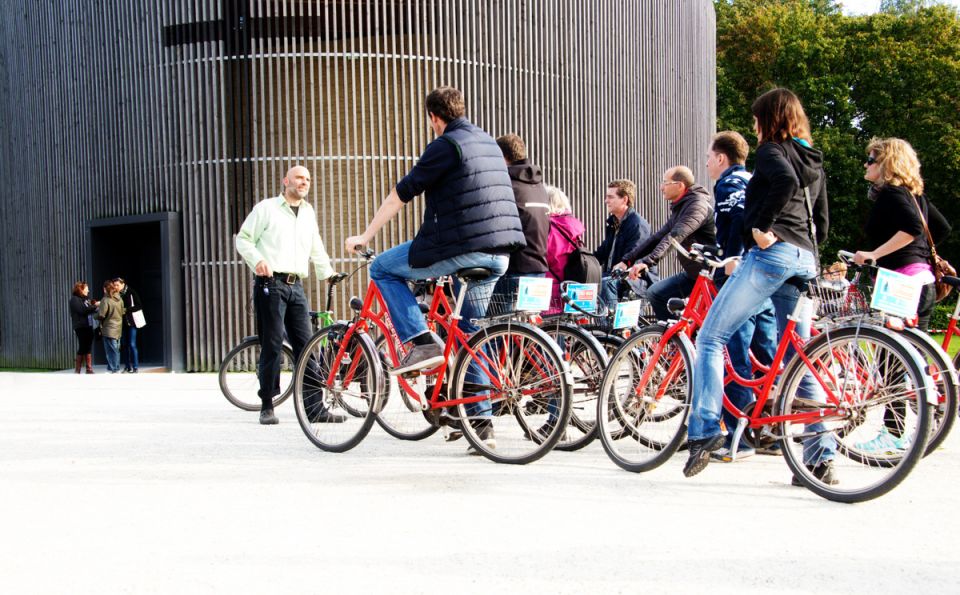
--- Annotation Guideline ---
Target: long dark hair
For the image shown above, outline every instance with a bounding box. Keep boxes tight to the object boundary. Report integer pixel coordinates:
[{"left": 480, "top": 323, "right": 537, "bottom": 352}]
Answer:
[{"left": 751, "top": 87, "right": 812, "bottom": 146}]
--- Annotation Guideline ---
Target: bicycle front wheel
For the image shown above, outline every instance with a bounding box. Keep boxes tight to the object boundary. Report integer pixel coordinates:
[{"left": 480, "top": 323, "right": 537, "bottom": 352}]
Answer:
[
  {"left": 776, "top": 325, "right": 931, "bottom": 503},
  {"left": 373, "top": 334, "right": 440, "bottom": 441},
  {"left": 901, "top": 327, "right": 957, "bottom": 455},
  {"left": 293, "top": 324, "right": 383, "bottom": 452},
  {"left": 541, "top": 322, "right": 608, "bottom": 451},
  {"left": 218, "top": 337, "right": 295, "bottom": 411},
  {"left": 597, "top": 324, "right": 694, "bottom": 473},
  {"left": 451, "top": 322, "right": 572, "bottom": 464}
]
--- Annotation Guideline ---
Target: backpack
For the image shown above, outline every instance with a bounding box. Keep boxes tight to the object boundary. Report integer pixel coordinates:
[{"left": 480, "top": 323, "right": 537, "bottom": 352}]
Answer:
[{"left": 551, "top": 225, "right": 602, "bottom": 284}]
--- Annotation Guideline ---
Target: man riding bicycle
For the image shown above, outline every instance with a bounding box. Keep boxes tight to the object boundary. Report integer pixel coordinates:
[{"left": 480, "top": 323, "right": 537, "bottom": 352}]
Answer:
[{"left": 344, "top": 86, "right": 525, "bottom": 376}]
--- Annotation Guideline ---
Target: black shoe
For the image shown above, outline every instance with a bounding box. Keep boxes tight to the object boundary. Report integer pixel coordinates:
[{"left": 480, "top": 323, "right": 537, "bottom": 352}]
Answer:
[
  {"left": 791, "top": 461, "right": 839, "bottom": 486},
  {"left": 682, "top": 434, "right": 725, "bottom": 478},
  {"left": 308, "top": 409, "right": 347, "bottom": 423},
  {"left": 259, "top": 408, "right": 279, "bottom": 425},
  {"left": 390, "top": 344, "right": 444, "bottom": 376}
]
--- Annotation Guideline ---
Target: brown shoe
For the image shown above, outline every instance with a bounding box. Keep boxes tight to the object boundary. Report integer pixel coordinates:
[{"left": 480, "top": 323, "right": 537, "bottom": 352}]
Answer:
[
  {"left": 85, "top": 354, "right": 95, "bottom": 374},
  {"left": 74, "top": 355, "right": 83, "bottom": 374}
]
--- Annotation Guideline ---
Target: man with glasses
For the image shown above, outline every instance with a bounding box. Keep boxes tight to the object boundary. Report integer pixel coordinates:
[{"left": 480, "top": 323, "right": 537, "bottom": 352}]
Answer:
[{"left": 619, "top": 166, "right": 716, "bottom": 321}]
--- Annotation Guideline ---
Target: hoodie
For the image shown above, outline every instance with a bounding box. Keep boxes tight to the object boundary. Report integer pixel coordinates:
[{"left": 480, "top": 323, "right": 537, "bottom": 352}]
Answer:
[
  {"left": 743, "top": 139, "right": 829, "bottom": 254},
  {"left": 545, "top": 212, "right": 587, "bottom": 313},
  {"left": 623, "top": 184, "right": 716, "bottom": 279},
  {"left": 506, "top": 159, "right": 550, "bottom": 274}
]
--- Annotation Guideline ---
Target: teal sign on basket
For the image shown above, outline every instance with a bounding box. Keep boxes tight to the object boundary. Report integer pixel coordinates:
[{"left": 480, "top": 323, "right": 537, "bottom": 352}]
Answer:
[
  {"left": 516, "top": 277, "right": 554, "bottom": 312},
  {"left": 870, "top": 267, "right": 922, "bottom": 319},
  {"left": 563, "top": 283, "right": 598, "bottom": 314},
  {"left": 613, "top": 300, "right": 643, "bottom": 329}
]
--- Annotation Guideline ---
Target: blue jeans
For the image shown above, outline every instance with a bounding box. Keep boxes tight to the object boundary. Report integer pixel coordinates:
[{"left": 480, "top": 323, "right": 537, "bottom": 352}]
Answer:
[
  {"left": 646, "top": 272, "right": 696, "bottom": 322},
  {"left": 369, "top": 241, "right": 508, "bottom": 343},
  {"left": 721, "top": 298, "right": 777, "bottom": 446},
  {"left": 599, "top": 274, "right": 620, "bottom": 311},
  {"left": 688, "top": 242, "right": 835, "bottom": 464},
  {"left": 103, "top": 337, "right": 121, "bottom": 372},
  {"left": 122, "top": 325, "right": 139, "bottom": 371}
]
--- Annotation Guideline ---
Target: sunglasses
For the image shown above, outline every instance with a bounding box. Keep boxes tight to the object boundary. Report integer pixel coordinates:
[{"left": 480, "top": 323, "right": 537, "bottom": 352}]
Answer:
[{"left": 865, "top": 155, "right": 877, "bottom": 165}]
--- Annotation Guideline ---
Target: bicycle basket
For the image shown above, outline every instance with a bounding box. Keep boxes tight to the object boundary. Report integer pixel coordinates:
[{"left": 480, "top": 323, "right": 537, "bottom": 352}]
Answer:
[{"left": 812, "top": 271, "right": 872, "bottom": 319}]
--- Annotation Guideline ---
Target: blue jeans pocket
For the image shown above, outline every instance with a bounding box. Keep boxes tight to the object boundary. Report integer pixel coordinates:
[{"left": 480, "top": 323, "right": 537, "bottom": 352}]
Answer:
[{"left": 746, "top": 249, "right": 787, "bottom": 292}]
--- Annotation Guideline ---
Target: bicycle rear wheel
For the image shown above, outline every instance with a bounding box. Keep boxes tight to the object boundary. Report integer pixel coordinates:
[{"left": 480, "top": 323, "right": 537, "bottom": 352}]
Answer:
[
  {"left": 597, "top": 324, "right": 693, "bottom": 473},
  {"left": 218, "top": 337, "right": 295, "bottom": 411},
  {"left": 900, "top": 328, "right": 957, "bottom": 455},
  {"left": 541, "top": 322, "right": 608, "bottom": 451},
  {"left": 451, "top": 322, "right": 572, "bottom": 464},
  {"left": 293, "top": 324, "right": 383, "bottom": 452},
  {"left": 776, "top": 325, "right": 931, "bottom": 503}
]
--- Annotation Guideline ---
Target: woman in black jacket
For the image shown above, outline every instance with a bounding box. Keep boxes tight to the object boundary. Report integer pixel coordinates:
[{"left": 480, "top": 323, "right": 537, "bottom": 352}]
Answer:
[
  {"left": 683, "top": 88, "right": 835, "bottom": 482},
  {"left": 854, "top": 137, "right": 951, "bottom": 330},
  {"left": 68, "top": 281, "right": 99, "bottom": 373}
]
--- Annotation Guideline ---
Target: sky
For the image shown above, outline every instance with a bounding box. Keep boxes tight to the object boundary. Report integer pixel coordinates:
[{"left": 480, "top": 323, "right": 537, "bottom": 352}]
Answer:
[{"left": 840, "top": 0, "right": 960, "bottom": 14}]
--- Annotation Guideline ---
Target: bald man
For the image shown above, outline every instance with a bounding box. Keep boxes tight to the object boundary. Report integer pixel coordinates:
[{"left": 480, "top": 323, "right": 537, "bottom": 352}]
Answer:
[{"left": 236, "top": 165, "right": 344, "bottom": 425}]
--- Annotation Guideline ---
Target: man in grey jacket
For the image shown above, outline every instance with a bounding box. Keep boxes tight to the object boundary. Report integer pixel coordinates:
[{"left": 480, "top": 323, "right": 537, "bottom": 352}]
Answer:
[{"left": 620, "top": 165, "right": 716, "bottom": 321}]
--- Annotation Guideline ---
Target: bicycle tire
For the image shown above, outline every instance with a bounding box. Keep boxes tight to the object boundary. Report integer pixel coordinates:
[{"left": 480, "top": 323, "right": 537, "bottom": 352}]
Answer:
[
  {"left": 901, "top": 327, "right": 957, "bottom": 455},
  {"left": 451, "top": 322, "right": 572, "bottom": 464},
  {"left": 218, "top": 337, "right": 295, "bottom": 411},
  {"left": 776, "top": 324, "right": 931, "bottom": 503},
  {"left": 372, "top": 334, "right": 441, "bottom": 441},
  {"left": 596, "top": 324, "right": 694, "bottom": 473},
  {"left": 539, "top": 322, "right": 608, "bottom": 451},
  {"left": 292, "top": 324, "right": 383, "bottom": 453}
]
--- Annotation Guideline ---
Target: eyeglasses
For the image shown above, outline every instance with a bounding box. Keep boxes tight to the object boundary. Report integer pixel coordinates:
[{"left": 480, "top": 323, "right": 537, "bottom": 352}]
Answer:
[
  {"left": 660, "top": 180, "right": 681, "bottom": 187},
  {"left": 865, "top": 155, "right": 877, "bottom": 165}
]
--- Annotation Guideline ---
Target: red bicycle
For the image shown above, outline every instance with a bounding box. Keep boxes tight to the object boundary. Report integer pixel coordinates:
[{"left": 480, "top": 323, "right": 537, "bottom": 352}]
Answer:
[
  {"left": 597, "top": 242, "right": 935, "bottom": 502},
  {"left": 291, "top": 250, "right": 573, "bottom": 464}
]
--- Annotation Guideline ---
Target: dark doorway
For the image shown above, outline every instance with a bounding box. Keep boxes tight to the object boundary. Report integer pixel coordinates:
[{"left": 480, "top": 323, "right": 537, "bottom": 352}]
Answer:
[{"left": 86, "top": 213, "right": 184, "bottom": 371}]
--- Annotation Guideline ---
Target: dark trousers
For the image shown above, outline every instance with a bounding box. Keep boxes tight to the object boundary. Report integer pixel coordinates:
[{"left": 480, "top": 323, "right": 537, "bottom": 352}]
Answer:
[
  {"left": 74, "top": 327, "right": 94, "bottom": 355},
  {"left": 254, "top": 276, "right": 313, "bottom": 404},
  {"left": 646, "top": 272, "right": 697, "bottom": 322}
]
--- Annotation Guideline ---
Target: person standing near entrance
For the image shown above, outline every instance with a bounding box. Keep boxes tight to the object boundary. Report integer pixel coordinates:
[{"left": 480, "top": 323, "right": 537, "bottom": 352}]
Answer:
[
  {"left": 115, "top": 278, "right": 143, "bottom": 373},
  {"left": 98, "top": 279, "right": 125, "bottom": 373},
  {"left": 69, "top": 281, "right": 99, "bottom": 374},
  {"left": 236, "top": 165, "right": 344, "bottom": 425}
]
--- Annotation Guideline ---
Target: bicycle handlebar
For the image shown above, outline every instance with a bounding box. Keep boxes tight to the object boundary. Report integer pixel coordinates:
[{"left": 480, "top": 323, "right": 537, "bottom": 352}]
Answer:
[
  {"left": 668, "top": 236, "right": 739, "bottom": 270},
  {"left": 560, "top": 294, "right": 610, "bottom": 319},
  {"left": 837, "top": 250, "right": 875, "bottom": 267}
]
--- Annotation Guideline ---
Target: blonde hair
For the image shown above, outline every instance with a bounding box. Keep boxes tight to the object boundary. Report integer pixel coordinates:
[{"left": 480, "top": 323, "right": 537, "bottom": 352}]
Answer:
[
  {"left": 545, "top": 185, "right": 572, "bottom": 215},
  {"left": 867, "top": 137, "right": 924, "bottom": 196}
]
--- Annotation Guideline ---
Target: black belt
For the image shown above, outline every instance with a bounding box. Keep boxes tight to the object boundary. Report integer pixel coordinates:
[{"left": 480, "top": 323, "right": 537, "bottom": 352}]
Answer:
[{"left": 273, "top": 272, "right": 301, "bottom": 285}]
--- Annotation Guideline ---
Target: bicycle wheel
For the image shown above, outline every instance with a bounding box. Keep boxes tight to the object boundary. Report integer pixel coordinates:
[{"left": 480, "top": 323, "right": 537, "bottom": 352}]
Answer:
[
  {"left": 541, "top": 322, "right": 608, "bottom": 451},
  {"left": 900, "top": 328, "right": 957, "bottom": 455},
  {"left": 218, "top": 337, "right": 295, "bottom": 411},
  {"left": 451, "top": 322, "right": 572, "bottom": 464},
  {"left": 776, "top": 325, "right": 931, "bottom": 503},
  {"left": 292, "top": 324, "right": 383, "bottom": 452},
  {"left": 597, "top": 324, "right": 694, "bottom": 473},
  {"left": 373, "top": 334, "right": 441, "bottom": 441}
]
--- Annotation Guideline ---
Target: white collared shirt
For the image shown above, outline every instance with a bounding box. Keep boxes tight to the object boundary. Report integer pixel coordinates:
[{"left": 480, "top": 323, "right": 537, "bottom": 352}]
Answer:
[{"left": 235, "top": 195, "right": 335, "bottom": 279}]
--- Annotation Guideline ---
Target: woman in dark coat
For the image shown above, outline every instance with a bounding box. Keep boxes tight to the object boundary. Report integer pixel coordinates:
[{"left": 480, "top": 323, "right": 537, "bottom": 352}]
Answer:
[{"left": 69, "top": 281, "right": 99, "bottom": 373}]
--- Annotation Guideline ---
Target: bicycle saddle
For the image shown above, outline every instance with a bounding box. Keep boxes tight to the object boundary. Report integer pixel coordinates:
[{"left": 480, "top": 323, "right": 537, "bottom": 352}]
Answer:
[
  {"left": 667, "top": 297, "right": 687, "bottom": 315},
  {"left": 457, "top": 267, "right": 492, "bottom": 281}
]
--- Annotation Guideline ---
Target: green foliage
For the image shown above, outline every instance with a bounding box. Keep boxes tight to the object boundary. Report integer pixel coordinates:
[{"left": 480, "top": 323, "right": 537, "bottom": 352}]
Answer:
[
  {"left": 929, "top": 295, "right": 958, "bottom": 332},
  {"left": 715, "top": 1, "right": 960, "bottom": 266}
]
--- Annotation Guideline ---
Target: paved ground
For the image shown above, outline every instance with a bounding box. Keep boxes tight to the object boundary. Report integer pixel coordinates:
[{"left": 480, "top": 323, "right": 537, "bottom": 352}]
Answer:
[{"left": 1, "top": 370, "right": 958, "bottom": 594}]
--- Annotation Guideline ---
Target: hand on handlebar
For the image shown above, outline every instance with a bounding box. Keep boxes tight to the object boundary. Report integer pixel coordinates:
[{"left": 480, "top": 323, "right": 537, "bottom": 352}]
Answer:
[
  {"left": 628, "top": 262, "right": 648, "bottom": 280},
  {"left": 344, "top": 235, "right": 366, "bottom": 254},
  {"left": 852, "top": 250, "right": 877, "bottom": 266}
]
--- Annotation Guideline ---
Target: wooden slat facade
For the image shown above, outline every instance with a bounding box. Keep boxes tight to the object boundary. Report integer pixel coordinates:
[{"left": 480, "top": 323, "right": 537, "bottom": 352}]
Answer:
[{"left": 0, "top": 0, "right": 716, "bottom": 371}]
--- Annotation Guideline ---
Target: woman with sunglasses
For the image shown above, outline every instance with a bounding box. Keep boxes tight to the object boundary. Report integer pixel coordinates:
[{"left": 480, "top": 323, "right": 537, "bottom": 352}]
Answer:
[{"left": 854, "top": 138, "right": 951, "bottom": 331}]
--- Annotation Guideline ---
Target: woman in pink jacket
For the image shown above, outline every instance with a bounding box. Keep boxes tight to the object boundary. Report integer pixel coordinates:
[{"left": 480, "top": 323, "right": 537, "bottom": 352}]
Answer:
[{"left": 544, "top": 185, "right": 586, "bottom": 314}]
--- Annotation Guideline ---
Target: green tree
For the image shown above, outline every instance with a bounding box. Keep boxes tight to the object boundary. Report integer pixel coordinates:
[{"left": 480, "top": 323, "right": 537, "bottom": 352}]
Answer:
[{"left": 715, "top": 0, "right": 960, "bottom": 265}]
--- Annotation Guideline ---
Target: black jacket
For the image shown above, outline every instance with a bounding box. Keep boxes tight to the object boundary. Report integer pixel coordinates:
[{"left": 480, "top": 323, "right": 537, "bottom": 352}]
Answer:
[
  {"left": 120, "top": 286, "right": 143, "bottom": 327},
  {"left": 506, "top": 160, "right": 550, "bottom": 274},
  {"left": 69, "top": 295, "right": 98, "bottom": 329},
  {"left": 624, "top": 184, "right": 716, "bottom": 279},
  {"left": 864, "top": 185, "right": 951, "bottom": 270},
  {"left": 399, "top": 118, "right": 526, "bottom": 268},
  {"left": 594, "top": 208, "right": 651, "bottom": 273},
  {"left": 743, "top": 139, "right": 829, "bottom": 254}
]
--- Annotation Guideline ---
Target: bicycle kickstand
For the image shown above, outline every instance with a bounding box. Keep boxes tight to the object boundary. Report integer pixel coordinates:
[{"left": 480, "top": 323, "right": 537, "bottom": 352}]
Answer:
[{"left": 729, "top": 417, "right": 750, "bottom": 463}]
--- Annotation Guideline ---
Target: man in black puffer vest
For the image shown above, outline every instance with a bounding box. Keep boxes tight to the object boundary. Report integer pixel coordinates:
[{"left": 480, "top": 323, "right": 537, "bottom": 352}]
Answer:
[
  {"left": 346, "top": 87, "right": 526, "bottom": 377},
  {"left": 486, "top": 133, "right": 550, "bottom": 314}
]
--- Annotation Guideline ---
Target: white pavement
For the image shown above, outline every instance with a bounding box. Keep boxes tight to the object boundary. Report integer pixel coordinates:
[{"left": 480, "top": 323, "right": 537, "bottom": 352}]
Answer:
[{"left": 1, "top": 371, "right": 958, "bottom": 594}]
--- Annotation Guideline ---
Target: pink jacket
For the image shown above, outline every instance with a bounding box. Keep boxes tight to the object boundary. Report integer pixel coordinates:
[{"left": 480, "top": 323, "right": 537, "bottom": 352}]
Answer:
[{"left": 545, "top": 213, "right": 586, "bottom": 314}]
